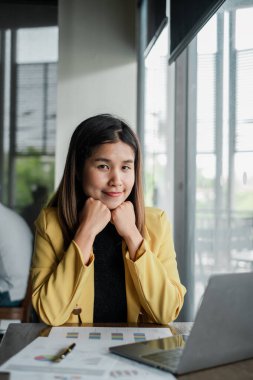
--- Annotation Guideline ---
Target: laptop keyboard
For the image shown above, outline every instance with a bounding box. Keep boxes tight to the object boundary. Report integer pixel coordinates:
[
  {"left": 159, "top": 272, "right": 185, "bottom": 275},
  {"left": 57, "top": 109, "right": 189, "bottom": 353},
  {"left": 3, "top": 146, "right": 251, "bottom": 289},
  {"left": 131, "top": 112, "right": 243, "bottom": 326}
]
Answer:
[{"left": 142, "top": 348, "right": 183, "bottom": 370}]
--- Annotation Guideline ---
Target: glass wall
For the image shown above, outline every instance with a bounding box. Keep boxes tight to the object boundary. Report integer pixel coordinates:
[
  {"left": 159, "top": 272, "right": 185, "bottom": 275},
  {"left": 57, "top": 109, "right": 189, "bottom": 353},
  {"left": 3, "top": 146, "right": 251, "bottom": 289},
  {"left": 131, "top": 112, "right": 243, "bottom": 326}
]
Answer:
[
  {"left": 194, "top": 2, "right": 253, "bottom": 311},
  {"left": 143, "top": 0, "right": 253, "bottom": 319},
  {"left": 0, "top": 27, "right": 58, "bottom": 225},
  {"left": 144, "top": 26, "right": 173, "bottom": 217}
]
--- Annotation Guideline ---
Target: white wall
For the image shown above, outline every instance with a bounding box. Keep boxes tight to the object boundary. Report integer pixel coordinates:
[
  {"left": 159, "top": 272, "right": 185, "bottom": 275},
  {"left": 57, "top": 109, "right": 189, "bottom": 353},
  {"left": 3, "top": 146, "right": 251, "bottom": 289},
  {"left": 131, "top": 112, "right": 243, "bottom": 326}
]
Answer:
[{"left": 55, "top": 0, "right": 137, "bottom": 185}]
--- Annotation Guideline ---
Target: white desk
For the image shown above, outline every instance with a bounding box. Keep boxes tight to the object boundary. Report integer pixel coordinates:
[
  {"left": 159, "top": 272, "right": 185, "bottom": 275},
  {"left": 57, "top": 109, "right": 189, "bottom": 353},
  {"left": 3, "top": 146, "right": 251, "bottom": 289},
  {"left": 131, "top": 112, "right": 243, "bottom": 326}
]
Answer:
[{"left": 0, "top": 323, "right": 253, "bottom": 380}]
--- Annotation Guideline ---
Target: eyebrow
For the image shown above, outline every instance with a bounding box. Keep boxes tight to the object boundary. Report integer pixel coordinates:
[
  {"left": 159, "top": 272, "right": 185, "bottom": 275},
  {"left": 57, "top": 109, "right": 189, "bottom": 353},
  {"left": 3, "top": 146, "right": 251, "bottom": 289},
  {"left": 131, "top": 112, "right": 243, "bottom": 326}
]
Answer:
[{"left": 94, "top": 158, "right": 134, "bottom": 164}]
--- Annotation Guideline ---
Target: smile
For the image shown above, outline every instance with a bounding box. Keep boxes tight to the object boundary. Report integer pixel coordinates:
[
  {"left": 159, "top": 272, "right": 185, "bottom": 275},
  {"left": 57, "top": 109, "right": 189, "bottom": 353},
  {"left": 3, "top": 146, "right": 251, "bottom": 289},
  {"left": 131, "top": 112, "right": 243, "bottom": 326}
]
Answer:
[{"left": 103, "top": 192, "right": 123, "bottom": 197}]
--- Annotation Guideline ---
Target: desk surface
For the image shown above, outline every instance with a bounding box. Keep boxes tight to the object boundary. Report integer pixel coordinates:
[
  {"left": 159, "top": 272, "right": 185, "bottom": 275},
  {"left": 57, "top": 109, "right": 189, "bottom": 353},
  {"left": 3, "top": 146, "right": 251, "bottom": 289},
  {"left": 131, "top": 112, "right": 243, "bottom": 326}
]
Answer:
[{"left": 0, "top": 323, "right": 253, "bottom": 380}]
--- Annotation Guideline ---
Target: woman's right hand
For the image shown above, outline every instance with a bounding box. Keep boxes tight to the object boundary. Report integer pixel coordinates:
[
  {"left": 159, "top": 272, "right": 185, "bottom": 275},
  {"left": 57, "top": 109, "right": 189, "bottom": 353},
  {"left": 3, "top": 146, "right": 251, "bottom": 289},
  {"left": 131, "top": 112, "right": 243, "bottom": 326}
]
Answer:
[
  {"left": 78, "top": 197, "right": 111, "bottom": 237},
  {"left": 73, "top": 198, "right": 111, "bottom": 264}
]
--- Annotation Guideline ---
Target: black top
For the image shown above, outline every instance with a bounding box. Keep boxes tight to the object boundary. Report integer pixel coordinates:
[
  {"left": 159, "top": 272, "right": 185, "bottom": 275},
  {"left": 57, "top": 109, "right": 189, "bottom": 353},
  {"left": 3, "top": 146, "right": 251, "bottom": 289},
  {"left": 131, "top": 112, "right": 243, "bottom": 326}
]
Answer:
[{"left": 93, "top": 222, "right": 127, "bottom": 323}]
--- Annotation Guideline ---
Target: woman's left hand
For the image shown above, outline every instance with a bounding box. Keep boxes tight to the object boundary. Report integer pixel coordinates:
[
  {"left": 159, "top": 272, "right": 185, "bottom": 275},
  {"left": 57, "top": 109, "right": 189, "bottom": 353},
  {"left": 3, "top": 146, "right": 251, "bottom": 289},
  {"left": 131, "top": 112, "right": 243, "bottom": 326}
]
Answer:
[
  {"left": 111, "top": 201, "right": 143, "bottom": 260},
  {"left": 111, "top": 201, "right": 136, "bottom": 238}
]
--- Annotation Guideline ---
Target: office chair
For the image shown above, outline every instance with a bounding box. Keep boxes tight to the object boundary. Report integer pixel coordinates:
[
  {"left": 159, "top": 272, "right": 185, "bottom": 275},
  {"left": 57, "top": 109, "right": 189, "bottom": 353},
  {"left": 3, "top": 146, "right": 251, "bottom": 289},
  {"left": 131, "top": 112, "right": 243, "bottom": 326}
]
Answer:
[{"left": 0, "top": 276, "right": 33, "bottom": 322}]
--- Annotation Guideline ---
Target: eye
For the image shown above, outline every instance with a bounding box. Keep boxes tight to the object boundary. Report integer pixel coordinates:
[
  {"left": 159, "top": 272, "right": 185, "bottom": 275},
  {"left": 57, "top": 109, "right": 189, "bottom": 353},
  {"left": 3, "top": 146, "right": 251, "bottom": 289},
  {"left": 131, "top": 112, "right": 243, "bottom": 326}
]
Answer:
[
  {"left": 122, "top": 165, "right": 131, "bottom": 171},
  {"left": 97, "top": 164, "right": 109, "bottom": 171}
]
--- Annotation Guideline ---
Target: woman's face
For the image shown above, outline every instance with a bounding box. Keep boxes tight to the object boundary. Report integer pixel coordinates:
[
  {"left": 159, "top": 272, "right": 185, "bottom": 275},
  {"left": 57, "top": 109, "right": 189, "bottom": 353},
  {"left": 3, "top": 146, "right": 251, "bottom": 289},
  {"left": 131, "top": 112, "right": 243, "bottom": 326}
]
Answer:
[{"left": 82, "top": 141, "right": 135, "bottom": 210}]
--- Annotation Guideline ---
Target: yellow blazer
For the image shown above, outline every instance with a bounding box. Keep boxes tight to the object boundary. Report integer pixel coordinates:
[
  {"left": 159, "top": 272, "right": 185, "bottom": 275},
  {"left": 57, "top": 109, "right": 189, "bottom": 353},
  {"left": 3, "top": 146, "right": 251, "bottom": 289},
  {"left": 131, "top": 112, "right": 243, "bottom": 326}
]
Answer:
[{"left": 31, "top": 207, "right": 186, "bottom": 326}]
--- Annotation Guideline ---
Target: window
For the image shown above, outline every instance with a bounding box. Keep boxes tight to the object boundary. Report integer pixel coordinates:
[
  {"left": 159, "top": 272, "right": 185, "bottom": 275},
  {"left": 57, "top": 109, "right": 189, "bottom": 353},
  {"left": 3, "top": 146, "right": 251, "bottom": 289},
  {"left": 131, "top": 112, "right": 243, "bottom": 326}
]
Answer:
[
  {"left": 0, "top": 27, "right": 58, "bottom": 215},
  {"left": 194, "top": 2, "right": 253, "bottom": 312},
  {"left": 143, "top": 0, "right": 253, "bottom": 320},
  {"left": 144, "top": 26, "right": 174, "bottom": 217}
]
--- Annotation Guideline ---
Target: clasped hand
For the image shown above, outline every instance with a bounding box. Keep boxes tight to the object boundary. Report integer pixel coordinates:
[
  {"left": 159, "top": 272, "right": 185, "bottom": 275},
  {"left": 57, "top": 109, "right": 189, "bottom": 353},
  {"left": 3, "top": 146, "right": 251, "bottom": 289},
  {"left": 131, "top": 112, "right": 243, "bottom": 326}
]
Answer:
[
  {"left": 75, "top": 197, "right": 143, "bottom": 262},
  {"left": 78, "top": 197, "right": 136, "bottom": 239}
]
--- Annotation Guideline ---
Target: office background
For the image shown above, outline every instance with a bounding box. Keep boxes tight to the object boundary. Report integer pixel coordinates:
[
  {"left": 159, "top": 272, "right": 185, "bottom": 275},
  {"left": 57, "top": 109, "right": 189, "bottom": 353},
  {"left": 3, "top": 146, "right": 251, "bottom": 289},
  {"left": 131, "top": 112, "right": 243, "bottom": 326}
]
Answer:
[{"left": 0, "top": 0, "right": 252, "bottom": 321}]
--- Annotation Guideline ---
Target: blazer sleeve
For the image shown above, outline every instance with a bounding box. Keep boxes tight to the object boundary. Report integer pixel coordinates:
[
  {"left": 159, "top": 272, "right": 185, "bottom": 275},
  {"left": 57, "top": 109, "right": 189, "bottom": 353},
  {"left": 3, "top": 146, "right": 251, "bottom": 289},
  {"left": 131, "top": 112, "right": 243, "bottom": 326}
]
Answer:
[
  {"left": 31, "top": 209, "right": 94, "bottom": 326},
  {"left": 125, "top": 210, "right": 186, "bottom": 324}
]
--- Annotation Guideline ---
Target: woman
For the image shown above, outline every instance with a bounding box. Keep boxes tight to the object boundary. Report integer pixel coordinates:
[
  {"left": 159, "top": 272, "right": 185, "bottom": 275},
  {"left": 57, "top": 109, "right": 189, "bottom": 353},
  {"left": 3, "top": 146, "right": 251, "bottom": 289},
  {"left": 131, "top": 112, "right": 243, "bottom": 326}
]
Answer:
[{"left": 31, "top": 114, "right": 186, "bottom": 326}]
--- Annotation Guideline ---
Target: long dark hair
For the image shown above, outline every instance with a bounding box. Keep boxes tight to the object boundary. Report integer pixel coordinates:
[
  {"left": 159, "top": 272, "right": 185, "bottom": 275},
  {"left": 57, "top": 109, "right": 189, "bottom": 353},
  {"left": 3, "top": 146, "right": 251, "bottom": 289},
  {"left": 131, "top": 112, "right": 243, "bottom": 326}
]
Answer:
[{"left": 48, "top": 114, "right": 145, "bottom": 248}]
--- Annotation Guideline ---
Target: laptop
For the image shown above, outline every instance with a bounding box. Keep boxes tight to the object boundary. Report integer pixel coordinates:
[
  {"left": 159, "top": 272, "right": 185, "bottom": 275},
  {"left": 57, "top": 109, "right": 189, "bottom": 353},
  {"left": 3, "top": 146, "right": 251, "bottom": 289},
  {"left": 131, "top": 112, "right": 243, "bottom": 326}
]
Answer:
[{"left": 109, "top": 272, "right": 253, "bottom": 375}]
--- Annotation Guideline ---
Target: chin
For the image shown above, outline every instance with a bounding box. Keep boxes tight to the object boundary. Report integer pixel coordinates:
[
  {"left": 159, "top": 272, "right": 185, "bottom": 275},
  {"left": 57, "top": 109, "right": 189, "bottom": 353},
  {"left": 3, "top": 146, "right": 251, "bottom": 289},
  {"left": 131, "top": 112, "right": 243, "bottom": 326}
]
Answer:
[
  {"left": 105, "top": 199, "right": 125, "bottom": 210},
  {"left": 107, "top": 202, "right": 122, "bottom": 210}
]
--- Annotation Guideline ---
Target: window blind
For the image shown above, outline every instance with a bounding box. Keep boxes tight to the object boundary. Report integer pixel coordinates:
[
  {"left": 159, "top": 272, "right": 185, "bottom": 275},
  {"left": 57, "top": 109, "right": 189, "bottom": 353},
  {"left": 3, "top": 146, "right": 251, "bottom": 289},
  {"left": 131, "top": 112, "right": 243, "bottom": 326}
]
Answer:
[
  {"left": 16, "top": 62, "right": 57, "bottom": 154},
  {"left": 235, "top": 49, "right": 253, "bottom": 152}
]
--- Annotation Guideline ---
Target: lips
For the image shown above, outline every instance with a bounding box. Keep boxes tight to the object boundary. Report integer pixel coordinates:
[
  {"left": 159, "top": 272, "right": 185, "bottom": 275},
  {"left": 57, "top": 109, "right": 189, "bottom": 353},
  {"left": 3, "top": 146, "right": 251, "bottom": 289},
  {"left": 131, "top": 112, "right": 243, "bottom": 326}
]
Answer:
[{"left": 103, "top": 192, "right": 123, "bottom": 197}]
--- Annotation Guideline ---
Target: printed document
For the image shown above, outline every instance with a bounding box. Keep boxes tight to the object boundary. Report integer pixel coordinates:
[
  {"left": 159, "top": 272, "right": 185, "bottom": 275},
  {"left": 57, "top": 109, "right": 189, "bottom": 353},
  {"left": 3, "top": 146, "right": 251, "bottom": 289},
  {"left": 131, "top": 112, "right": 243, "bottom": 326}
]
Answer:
[{"left": 0, "top": 326, "right": 175, "bottom": 379}]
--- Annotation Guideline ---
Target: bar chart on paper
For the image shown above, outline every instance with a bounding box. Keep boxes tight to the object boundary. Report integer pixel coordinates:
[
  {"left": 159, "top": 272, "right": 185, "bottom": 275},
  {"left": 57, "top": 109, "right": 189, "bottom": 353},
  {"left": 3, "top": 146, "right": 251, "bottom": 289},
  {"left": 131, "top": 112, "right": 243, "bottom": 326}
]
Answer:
[{"left": 49, "top": 326, "right": 172, "bottom": 345}]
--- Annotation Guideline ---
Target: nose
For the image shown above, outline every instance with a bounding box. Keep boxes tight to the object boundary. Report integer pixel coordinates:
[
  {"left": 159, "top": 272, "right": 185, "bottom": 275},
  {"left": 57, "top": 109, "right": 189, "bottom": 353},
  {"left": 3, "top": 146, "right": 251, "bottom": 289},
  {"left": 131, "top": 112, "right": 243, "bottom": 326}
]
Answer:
[{"left": 108, "top": 169, "right": 122, "bottom": 187}]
